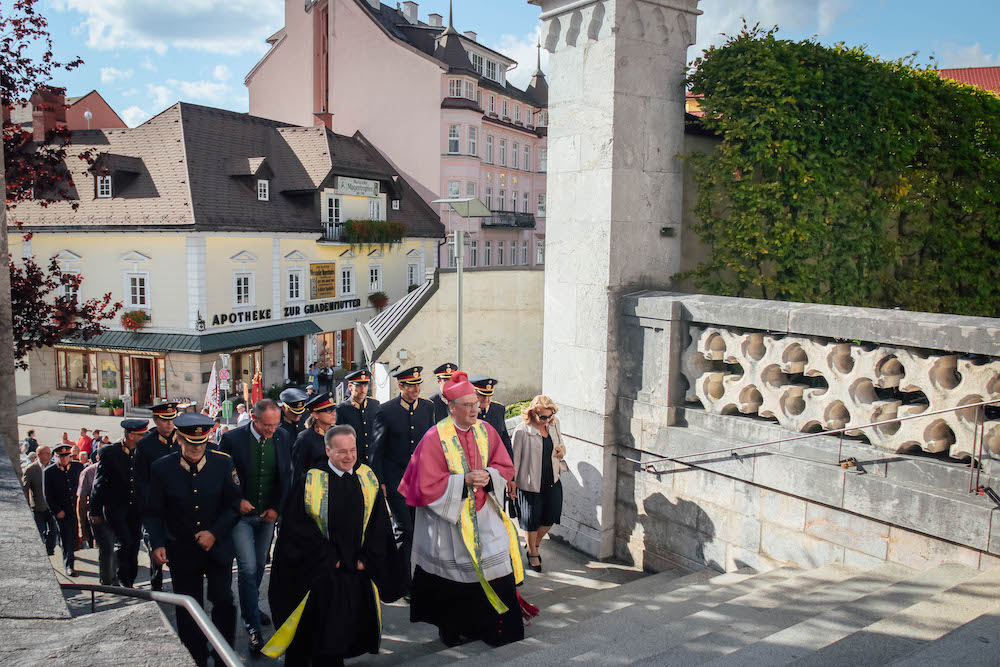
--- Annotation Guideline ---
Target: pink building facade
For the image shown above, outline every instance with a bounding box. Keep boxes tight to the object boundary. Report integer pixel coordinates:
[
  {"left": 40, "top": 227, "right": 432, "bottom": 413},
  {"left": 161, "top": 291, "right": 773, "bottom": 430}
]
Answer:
[{"left": 246, "top": 0, "right": 548, "bottom": 269}]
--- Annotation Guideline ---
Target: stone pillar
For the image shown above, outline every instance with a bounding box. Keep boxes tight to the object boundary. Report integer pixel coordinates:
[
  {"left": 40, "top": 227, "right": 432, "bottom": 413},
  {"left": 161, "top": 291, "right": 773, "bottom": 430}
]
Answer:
[{"left": 530, "top": 0, "right": 700, "bottom": 557}]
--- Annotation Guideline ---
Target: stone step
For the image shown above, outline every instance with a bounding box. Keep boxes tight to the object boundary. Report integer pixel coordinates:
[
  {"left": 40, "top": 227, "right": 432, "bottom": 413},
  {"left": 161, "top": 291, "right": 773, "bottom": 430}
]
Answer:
[
  {"left": 793, "top": 564, "right": 1000, "bottom": 666},
  {"left": 707, "top": 562, "right": 981, "bottom": 667},
  {"left": 462, "top": 566, "right": 808, "bottom": 666},
  {"left": 888, "top": 607, "right": 1000, "bottom": 666},
  {"left": 517, "top": 564, "right": 864, "bottom": 666},
  {"left": 404, "top": 567, "right": 725, "bottom": 666},
  {"left": 631, "top": 562, "right": 915, "bottom": 666}
]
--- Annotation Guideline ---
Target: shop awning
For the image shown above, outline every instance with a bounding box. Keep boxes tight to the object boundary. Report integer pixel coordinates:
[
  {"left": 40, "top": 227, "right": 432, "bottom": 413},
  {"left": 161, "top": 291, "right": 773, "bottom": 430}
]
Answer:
[{"left": 59, "top": 320, "right": 323, "bottom": 355}]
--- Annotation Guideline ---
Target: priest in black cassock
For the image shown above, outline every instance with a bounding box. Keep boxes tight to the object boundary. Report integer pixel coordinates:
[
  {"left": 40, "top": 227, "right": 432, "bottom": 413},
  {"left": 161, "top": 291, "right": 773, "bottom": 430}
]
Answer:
[{"left": 264, "top": 424, "right": 406, "bottom": 666}]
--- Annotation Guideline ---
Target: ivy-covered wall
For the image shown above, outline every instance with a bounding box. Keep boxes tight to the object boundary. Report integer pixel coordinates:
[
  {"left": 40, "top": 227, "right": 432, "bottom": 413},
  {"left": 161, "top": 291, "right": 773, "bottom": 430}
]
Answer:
[{"left": 678, "top": 25, "right": 1000, "bottom": 317}]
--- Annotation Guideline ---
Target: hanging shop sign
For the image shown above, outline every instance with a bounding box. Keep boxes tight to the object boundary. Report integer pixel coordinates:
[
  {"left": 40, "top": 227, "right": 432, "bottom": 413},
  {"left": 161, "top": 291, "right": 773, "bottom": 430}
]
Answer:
[{"left": 337, "top": 176, "right": 380, "bottom": 198}]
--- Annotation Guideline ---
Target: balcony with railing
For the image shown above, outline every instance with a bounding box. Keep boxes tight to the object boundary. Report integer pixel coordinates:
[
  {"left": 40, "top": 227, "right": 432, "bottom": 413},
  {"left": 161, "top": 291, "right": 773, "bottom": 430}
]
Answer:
[
  {"left": 321, "top": 222, "right": 345, "bottom": 243},
  {"left": 482, "top": 210, "right": 536, "bottom": 228}
]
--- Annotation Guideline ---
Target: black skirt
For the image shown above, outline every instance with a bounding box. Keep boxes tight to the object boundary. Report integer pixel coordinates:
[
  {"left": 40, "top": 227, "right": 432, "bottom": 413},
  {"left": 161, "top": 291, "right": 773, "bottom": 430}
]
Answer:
[
  {"left": 410, "top": 566, "right": 524, "bottom": 645},
  {"left": 517, "top": 480, "right": 563, "bottom": 531}
]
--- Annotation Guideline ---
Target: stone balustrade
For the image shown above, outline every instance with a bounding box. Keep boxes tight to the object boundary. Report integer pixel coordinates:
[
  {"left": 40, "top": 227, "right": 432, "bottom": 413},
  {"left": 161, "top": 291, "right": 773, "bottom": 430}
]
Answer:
[{"left": 681, "top": 326, "right": 1000, "bottom": 460}]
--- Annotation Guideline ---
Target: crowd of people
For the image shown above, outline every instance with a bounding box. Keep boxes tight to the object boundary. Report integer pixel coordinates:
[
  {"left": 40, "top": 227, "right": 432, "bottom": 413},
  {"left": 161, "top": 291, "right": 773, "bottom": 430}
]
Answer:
[{"left": 20, "top": 363, "right": 567, "bottom": 667}]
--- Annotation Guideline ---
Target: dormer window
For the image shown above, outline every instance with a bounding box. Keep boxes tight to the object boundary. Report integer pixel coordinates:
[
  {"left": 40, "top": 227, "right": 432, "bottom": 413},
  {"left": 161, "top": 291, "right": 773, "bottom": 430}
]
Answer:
[
  {"left": 97, "top": 175, "right": 112, "bottom": 198},
  {"left": 257, "top": 179, "right": 269, "bottom": 201},
  {"left": 486, "top": 60, "right": 497, "bottom": 81},
  {"left": 471, "top": 53, "right": 484, "bottom": 74}
]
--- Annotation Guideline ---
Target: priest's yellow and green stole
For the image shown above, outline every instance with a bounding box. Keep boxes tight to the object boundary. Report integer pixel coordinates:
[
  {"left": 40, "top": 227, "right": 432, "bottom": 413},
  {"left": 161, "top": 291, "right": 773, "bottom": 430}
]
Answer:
[
  {"left": 263, "top": 464, "right": 382, "bottom": 658},
  {"left": 437, "top": 417, "right": 525, "bottom": 615}
]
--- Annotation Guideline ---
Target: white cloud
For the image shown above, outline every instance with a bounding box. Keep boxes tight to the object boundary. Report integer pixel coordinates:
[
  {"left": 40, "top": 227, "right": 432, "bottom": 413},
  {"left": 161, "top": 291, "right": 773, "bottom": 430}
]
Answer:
[
  {"left": 121, "top": 87, "right": 139, "bottom": 97},
  {"left": 121, "top": 105, "right": 150, "bottom": 127},
  {"left": 487, "top": 27, "right": 549, "bottom": 91},
  {"left": 140, "top": 56, "right": 156, "bottom": 71},
  {"left": 938, "top": 43, "right": 999, "bottom": 68},
  {"left": 49, "top": 0, "right": 282, "bottom": 56},
  {"left": 146, "top": 83, "right": 173, "bottom": 108},
  {"left": 100, "top": 66, "right": 133, "bottom": 83},
  {"left": 691, "top": 0, "right": 852, "bottom": 63},
  {"left": 213, "top": 64, "right": 231, "bottom": 82},
  {"left": 168, "top": 79, "right": 230, "bottom": 104}
]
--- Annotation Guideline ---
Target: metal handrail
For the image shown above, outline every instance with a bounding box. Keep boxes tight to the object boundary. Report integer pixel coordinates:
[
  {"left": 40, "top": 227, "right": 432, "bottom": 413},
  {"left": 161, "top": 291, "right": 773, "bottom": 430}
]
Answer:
[
  {"left": 59, "top": 583, "right": 243, "bottom": 667},
  {"left": 624, "top": 397, "right": 1000, "bottom": 494}
]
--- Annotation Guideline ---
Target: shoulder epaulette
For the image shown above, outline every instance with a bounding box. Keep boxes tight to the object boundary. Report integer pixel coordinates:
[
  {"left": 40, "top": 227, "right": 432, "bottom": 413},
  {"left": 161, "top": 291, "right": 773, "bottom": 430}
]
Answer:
[
  {"left": 212, "top": 450, "right": 231, "bottom": 458},
  {"left": 419, "top": 398, "right": 434, "bottom": 405}
]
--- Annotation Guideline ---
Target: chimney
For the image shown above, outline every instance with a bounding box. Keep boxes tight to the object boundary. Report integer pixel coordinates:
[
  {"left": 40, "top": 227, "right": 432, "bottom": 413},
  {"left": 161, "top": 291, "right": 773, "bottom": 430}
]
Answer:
[
  {"left": 402, "top": 1, "right": 418, "bottom": 23},
  {"left": 428, "top": 13, "right": 442, "bottom": 27},
  {"left": 464, "top": 30, "right": 477, "bottom": 41},
  {"left": 30, "top": 87, "right": 67, "bottom": 143}
]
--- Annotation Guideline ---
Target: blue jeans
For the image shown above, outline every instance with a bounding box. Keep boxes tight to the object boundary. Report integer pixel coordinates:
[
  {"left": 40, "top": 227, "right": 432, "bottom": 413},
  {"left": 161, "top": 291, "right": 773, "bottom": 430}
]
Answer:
[{"left": 232, "top": 514, "right": 275, "bottom": 633}]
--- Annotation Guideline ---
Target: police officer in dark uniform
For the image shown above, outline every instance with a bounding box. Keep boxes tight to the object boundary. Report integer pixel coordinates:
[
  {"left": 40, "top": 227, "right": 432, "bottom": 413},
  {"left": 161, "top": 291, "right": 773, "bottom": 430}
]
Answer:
[
  {"left": 90, "top": 418, "right": 149, "bottom": 588},
  {"left": 277, "top": 387, "right": 308, "bottom": 442},
  {"left": 144, "top": 413, "right": 240, "bottom": 667},
  {"left": 427, "top": 362, "right": 457, "bottom": 422},
  {"left": 134, "top": 401, "right": 179, "bottom": 590},
  {"left": 471, "top": 376, "right": 513, "bottom": 458},
  {"left": 335, "top": 368, "right": 380, "bottom": 464},
  {"left": 290, "top": 391, "right": 338, "bottom": 480},
  {"left": 371, "top": 366, "right": 435, "bottom": 581},
  {"left": 44, "top": 443, "right": 84, "bottom": 576}
]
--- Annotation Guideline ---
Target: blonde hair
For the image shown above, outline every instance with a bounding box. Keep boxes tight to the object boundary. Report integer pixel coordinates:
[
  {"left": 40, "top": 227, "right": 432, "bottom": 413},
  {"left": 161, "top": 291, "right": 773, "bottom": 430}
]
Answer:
[{"left": 521, "top": 394, "right": 559, "bottom": 423}]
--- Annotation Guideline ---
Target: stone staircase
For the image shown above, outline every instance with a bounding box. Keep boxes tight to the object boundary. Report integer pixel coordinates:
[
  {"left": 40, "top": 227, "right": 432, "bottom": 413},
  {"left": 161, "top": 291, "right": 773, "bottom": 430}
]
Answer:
[{"left": 393, "top": 560, "right": 1000, "bottom": 667}]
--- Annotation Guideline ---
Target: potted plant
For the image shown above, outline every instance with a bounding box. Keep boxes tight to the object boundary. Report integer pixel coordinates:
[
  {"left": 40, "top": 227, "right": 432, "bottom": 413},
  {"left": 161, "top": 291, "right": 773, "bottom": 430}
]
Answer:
[
  {"left": 111, "top": 398, "right": 125, "bottom": 417},
  {"left": 368, "top": 291, "right": 389, "bottom": 311},
  {"left": 97, "top": 397, "right": 113, "bottom": 416},
  {"left": 121, "top": 310, "right": 148, "bottom": 332}
]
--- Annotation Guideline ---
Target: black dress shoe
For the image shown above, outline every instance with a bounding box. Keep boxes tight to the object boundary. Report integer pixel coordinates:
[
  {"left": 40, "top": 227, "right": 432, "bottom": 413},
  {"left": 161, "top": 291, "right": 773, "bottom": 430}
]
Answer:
[
  {"left": 65, "top": 567, "right": 78, "bottom": 577},
  {"left": 248, "top": 629, "right": 264, "bottom": 655},
  {"left": 438, "top": 628, "right": 466, "bottom": 647},
  {"left": 259, "top": 611, "right": 272, "bottom": 626}
]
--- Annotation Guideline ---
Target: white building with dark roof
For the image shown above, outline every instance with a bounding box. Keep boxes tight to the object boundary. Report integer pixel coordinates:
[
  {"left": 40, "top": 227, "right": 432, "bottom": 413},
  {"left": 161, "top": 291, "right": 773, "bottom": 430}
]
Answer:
[{"left": 10, "top": 98, "right": 443, "bottom": 411}]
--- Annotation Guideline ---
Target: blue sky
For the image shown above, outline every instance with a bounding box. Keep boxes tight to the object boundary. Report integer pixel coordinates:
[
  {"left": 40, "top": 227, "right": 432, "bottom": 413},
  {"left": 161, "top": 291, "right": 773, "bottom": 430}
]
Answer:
[{"left": 38, "top": 0, "right": 1000, "bottom": 128}]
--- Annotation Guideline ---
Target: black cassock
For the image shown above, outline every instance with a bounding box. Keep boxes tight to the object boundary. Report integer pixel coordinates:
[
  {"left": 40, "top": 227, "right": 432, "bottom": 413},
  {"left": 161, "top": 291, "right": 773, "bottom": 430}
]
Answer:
[{"left": 268, "top": 465, "right": 406, "bottom": 662}]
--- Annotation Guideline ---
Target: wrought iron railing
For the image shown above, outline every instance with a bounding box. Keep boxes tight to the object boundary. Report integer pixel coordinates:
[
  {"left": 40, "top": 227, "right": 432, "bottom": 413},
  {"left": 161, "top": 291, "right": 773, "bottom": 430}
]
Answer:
[{"left": 483, "top": 211, "right": 536, "bottom": 228}]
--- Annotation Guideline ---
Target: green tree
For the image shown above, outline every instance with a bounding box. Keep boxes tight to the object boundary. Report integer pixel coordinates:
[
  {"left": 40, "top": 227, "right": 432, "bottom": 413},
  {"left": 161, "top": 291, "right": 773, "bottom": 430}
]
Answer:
[{"left": 678, "top": 24, "right": 1000, "bottom": 316}]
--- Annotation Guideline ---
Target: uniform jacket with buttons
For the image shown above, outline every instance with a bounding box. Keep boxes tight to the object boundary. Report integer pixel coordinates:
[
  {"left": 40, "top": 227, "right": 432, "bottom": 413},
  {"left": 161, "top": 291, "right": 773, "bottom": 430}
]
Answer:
[
  {"left": 144, "top": 450, "right": 241, "bottom": 565},
  {"left": 219, "top": 422, "right": 292, "bottom": 515},
  {"left": 90, "top": 442, "right": 140, "bottom": 520},
  {"left": 479, "top": 402, "right": 513, "bottom": 459},
  {"left": 335, "top": 397, "right": 381, "bottom": 464},
  {"left": 371, "top": 395, "right": 436, "bottom": 485},
  {"left": 43, "top": 460, "right": 84, "bottom": 517},
  {"left": 428, "top": 391, "right": 449, "bottom": 422},
  {"left": 134, "top": 429, "right": 179, "bottom": 512}
]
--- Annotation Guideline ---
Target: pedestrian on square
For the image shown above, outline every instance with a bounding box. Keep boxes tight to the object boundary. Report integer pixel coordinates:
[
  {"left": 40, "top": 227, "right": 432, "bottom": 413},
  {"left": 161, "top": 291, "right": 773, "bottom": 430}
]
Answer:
[
  {"left": 399, "top": 371, "right": 524, "bottom": 647},
  {"left": 370, "top": 366, "right": 436, "bottom": 583},
  {"left": 44, "top": 444, "right": 85, "bottom": 576},
  {"left": 264, "top": 425, "right": 405, "bottom": 664},
  {"left": 512, "top": 395, "right": 567, "bottom": 572},
  {"left": 91, "top": 419, "right": 150, "bottom": 588},
  {"left": 82, "top": 430, "right": 100, "bottom": 456},
  {"left": 76, "top": 454, "right": 95, "bottom": 550},
  {"left": 70, "top": 444, "right": 81, "bottom": 461},
  {"left": 219, "top": 399, "right": 292, "bottom": 655},
  {"left": 335, "top": 369, "right": 380, "bottom": 464},
  {"left": 21, "top": 430, "right": 38, "bottom": 455},
  {"left": 22, "top": 445, "right": 57, "bottom": 556},
  {"left": 76, "top": 428, "right": 93, "bottom": 454},
  {"left": 59, "top": 432, "right": 73, "bottom": 448},
  {"left": 236, "top": 402, "right": 250, "bottom": 426},
  {"left": 291, "top": 391, "right": 338, "bottom": 480},
  {"left": 135, "top": 401, "right": 180, "bottom": 591},
  {"left": 145, "top": 413, "right": 240, "bottom": 667},
  {"left": 102, "top": 435, "right": 111, "bottom": 445},
  {"left": 428, "top": 363, "right": 458, "bottom": 422}
]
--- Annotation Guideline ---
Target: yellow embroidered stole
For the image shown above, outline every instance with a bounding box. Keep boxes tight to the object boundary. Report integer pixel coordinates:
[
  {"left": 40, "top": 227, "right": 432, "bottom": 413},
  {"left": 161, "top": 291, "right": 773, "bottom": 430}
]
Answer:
[
  {"left": 437, "top": 417, "right": 524, "bottom": 615},
  {"left": 262, "top": 464, "right": 382, "bottom": 658}
]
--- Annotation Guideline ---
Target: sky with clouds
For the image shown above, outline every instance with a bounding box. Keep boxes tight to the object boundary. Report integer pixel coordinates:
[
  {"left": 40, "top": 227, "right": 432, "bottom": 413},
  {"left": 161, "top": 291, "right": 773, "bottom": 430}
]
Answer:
[{"left": 37, "top": 0, "right": 1000, "bottom": 128}]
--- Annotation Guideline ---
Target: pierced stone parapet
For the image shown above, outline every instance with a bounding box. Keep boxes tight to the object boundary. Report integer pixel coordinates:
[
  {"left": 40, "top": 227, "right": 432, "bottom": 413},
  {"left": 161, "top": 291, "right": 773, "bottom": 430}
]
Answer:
[{"left": 681, "top": 325, "right": 1000, "bottom": 460}]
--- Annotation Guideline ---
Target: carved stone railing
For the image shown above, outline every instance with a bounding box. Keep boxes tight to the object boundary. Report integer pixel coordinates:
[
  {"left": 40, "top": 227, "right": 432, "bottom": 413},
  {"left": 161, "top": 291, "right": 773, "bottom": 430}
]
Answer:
[{"left": 680, "top": 326, "right": 1000, "bottom": 460}]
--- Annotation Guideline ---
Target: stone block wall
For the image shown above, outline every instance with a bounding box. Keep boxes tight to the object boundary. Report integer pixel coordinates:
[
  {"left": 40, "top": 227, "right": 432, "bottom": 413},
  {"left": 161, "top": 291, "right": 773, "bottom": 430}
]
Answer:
[{"left": 614, "top": 292, "right": 1000, "bottom": 574}]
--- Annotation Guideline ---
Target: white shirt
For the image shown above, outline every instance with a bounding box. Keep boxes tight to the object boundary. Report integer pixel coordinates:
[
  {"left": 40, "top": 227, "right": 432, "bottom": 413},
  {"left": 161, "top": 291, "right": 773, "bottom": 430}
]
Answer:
[{"left": 328, "top": 460, "right": 353, "bottom": 477}]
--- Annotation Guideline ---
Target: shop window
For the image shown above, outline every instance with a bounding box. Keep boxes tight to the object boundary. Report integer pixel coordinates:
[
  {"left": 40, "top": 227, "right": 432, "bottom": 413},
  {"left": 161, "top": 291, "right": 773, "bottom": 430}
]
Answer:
[
  {"left": 317, "top": 330, "right": 354, "bottom": 370},
  {"left": 57, "top": 349, "right": 97, "bottom": 392}
]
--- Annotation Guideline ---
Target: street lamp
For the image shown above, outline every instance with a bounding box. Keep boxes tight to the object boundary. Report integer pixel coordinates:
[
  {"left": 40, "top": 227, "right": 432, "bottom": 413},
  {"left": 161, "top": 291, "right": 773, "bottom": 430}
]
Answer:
[{"left": 430, "top": 197, "right": 491, "bottom": 368}]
